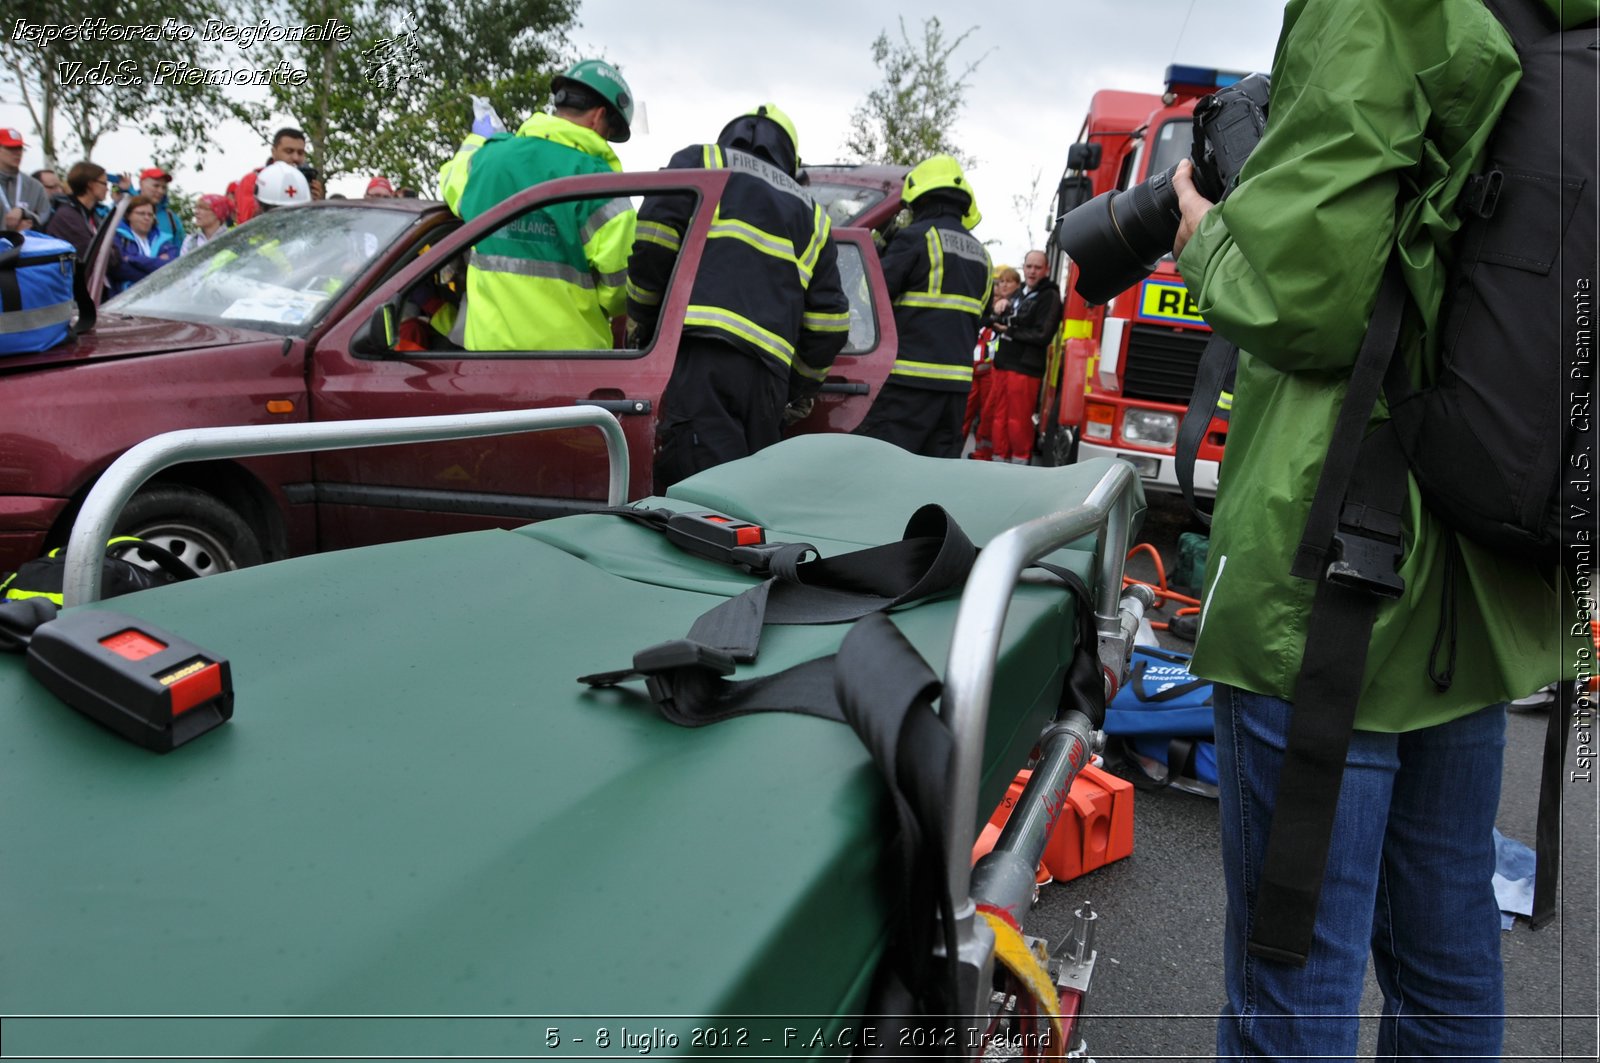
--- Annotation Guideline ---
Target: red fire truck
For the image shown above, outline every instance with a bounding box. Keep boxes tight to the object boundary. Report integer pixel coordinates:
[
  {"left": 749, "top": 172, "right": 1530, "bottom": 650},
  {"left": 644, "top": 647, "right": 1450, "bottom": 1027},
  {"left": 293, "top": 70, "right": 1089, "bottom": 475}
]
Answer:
[{"left": 1039, "top": 66, "right": 1250, "bottom": 497}]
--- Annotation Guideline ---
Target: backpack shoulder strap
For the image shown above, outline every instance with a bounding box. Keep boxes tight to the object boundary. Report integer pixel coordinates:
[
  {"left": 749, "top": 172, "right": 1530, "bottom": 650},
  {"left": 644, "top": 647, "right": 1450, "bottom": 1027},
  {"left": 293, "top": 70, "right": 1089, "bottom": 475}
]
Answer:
[
  {"left": 1248, "top": 257, "right": 1413, "bottom": 965},
  {"left": 1483, "top": 0, "right": 1560, "bottom": 47}
]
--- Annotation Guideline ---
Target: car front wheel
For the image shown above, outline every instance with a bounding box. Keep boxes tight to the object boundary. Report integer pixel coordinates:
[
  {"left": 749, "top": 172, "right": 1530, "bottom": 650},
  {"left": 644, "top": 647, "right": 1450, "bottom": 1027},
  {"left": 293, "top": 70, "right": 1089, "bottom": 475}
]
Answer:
[{"left": 114, "top": 485, "right": 265, "bottom": 578}]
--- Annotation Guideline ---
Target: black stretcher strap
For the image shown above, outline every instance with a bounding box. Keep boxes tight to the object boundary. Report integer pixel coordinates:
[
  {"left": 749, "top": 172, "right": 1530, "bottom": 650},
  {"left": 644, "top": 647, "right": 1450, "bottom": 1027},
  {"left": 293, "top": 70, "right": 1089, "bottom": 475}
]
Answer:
[{"left": 579, "top": 503, "right": 1106, "bottom": 1022}]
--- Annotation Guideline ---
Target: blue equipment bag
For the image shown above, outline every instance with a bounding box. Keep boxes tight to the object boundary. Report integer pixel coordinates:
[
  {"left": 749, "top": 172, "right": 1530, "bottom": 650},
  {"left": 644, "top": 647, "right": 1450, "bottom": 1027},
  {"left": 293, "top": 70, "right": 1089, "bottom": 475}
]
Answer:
[
  {"left": 0, "top": 230, "right": 77, "bottom": 355},
  {"left": 1103, "top": 644, "right": 1217, "bottom": 795}
]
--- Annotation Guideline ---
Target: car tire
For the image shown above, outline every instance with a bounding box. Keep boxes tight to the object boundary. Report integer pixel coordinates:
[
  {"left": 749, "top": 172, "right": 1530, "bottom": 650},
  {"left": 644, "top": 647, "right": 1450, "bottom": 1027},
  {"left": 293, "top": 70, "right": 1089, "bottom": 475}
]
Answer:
[{"left": 114, "top": 485, "right": 265, "bottom": 578}]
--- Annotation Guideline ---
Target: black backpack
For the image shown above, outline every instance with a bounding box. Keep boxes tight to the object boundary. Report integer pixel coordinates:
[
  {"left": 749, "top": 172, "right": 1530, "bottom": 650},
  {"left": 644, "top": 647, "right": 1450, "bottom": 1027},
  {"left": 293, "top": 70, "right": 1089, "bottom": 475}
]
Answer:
[{"left": 1384, "top": 0, "right": 1597, "bottom": 568}]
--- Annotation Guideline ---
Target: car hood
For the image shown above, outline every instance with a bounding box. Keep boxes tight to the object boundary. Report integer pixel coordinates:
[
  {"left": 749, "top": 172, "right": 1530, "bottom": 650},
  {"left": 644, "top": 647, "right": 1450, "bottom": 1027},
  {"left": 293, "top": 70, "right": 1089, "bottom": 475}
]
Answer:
[{"left": 0, "top": 313, "right": 281, "bottom": 372}]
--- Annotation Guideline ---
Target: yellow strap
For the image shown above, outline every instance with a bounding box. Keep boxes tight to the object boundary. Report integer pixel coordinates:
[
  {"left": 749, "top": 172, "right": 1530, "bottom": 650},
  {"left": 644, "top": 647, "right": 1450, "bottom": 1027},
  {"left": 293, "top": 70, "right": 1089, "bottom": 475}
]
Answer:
[{"left": 979, "top": 910, "right": 1066, "bottom": 1059}]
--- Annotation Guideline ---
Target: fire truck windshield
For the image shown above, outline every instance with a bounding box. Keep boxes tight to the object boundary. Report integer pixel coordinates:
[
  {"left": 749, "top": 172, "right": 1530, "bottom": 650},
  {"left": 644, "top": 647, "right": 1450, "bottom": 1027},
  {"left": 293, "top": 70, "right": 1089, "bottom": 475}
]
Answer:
[{"left": 1147, "top": 118, "right": 1195, "bottom": 179}]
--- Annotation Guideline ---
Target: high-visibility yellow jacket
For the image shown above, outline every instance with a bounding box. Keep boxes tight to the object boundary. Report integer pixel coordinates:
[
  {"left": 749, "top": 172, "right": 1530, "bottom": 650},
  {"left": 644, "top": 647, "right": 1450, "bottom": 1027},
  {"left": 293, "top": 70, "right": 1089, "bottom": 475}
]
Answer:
[
  {"left": 626, "top": 144, "right": 849, "bottom": 399},
  {"left": 447, "top": 115, "right": 635, "bottom": 351}
]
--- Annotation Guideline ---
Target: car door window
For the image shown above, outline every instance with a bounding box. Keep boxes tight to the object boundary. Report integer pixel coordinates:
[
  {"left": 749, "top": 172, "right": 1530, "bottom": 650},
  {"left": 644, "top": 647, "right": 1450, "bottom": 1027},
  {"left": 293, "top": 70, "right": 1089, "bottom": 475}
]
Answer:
[
  {"left": 836, "top": 241, "right": 879, "bottom": 356},
  {"left": 401, "top": 188, "right": 680, "bottom": 359}
]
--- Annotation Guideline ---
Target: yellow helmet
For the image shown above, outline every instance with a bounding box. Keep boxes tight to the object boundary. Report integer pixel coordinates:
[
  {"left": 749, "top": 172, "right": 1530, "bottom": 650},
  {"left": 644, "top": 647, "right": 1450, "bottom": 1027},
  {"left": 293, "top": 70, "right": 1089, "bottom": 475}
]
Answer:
[
  {"left": 747, "top": 103, "right": 799, "bottom": 159},
  {"left": 903, "top": 154, "right": 981, "bottom": 229}
]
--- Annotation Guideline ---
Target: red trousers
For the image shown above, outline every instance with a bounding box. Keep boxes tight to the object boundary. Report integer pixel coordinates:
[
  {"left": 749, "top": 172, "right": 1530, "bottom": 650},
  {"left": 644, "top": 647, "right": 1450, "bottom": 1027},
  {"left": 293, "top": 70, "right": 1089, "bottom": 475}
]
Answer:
[
  {"left": 963, "top": 363, "right": 993, "bottom": 448},
  {"left": 984, "top": 368, "right": 1041, "bottom": 461}
]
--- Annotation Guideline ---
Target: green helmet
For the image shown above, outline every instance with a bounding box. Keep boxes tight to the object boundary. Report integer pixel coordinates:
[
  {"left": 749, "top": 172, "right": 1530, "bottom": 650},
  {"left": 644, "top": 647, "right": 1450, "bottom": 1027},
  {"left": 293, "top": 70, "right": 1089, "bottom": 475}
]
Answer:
[
  {"left": 903, "top": 154, "right": 982, "bottom": 229},
  {"left": 552, "top": 59, "right": 635, "bottom": 142}
]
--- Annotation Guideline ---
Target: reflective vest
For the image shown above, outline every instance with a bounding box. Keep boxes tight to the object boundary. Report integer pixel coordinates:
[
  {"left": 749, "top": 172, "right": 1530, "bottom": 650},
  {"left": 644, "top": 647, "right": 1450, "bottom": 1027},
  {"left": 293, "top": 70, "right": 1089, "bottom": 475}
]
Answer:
[
  {"left": 437, "top": 132, "right": 487, "bottom": 214},
  {"left": 880, "top": 213, "right": 992, "bottom": 392},
  {"left": 450, "top": 115, "right": 635, "bottom": 351},
  {"left": 627, "top": 145, "right": 850, "bottom": 392}
]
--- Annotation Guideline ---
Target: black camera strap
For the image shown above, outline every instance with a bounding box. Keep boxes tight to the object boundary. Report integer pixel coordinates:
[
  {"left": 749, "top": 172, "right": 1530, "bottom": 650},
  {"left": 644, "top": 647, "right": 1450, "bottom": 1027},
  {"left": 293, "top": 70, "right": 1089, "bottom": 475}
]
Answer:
[{"left": 1174, "top": 331, "right": 1238, "bottom": 527}]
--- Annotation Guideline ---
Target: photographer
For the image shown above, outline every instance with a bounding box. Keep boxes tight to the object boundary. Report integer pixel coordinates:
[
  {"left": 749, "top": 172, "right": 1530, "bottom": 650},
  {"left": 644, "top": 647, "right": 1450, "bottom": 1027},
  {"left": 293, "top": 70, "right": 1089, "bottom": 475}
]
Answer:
[{"left": 1169, "top": 1, "right": 1571, "bottom": 1059}]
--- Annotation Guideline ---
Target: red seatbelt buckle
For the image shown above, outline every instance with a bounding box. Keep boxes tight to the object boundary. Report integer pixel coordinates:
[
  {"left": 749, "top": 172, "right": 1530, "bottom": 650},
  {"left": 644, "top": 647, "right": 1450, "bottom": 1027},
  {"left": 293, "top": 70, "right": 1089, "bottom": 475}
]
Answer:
[
  {"left": 26, "top": 609, "right": 233, "bottom": 752},
  {"left": 664, "top": 510, "right": 766, "bottom": 559}
]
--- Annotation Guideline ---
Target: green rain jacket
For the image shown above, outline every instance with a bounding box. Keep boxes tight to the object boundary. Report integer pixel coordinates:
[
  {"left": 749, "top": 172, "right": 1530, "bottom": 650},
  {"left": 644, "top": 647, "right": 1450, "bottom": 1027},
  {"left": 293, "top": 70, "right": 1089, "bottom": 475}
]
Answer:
[
  {"left": 449, "top": 114, "right": 635, "bottom": 351},
  {"left": 1179, "top": 0, "right": 1586, "bottom": 731}
]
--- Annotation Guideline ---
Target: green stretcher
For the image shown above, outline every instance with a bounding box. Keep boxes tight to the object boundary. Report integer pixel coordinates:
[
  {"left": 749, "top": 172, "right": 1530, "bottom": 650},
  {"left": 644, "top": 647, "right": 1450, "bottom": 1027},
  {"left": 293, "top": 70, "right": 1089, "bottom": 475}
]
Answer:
[{"left": 0, "top": 420, "right": 1145, "bottom": 1060}]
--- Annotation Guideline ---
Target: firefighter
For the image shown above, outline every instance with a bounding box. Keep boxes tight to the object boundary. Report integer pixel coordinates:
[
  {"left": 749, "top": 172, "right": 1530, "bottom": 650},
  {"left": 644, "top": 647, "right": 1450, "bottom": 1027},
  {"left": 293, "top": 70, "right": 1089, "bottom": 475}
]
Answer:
[
  {"left": 853, "top": 155, "right": 991, "bottom": 458},
  {"left": 442, "top": 60, "right": 637, "bottom": 351},
  {"left": 628, "top": 104, "right": 850, "bottom": 489}
]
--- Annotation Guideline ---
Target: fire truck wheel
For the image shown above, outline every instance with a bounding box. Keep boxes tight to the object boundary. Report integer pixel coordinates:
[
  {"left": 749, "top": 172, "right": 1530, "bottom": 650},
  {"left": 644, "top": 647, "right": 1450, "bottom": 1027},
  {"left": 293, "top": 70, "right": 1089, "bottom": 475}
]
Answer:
[
  {"left": 1039, "top": 424, "right": 1078, "bottom": 468},
  {"left": 115, "top": 486, "right": 266, "bottom": 579}
]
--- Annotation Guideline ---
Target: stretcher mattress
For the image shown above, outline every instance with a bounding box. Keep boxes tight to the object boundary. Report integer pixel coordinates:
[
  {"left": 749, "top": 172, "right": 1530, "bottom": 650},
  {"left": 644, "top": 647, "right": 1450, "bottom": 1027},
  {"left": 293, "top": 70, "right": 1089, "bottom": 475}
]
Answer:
[{"left": 0, "top": 435, "right": 1139, "bottom": 1057}]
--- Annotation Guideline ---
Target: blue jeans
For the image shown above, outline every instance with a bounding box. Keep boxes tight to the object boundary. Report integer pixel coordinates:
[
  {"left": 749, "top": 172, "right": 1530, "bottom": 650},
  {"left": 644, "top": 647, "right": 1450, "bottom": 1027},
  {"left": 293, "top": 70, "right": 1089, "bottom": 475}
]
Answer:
[{"left": 1214, "top": 684, "right": 1507, "bottom": 1062}]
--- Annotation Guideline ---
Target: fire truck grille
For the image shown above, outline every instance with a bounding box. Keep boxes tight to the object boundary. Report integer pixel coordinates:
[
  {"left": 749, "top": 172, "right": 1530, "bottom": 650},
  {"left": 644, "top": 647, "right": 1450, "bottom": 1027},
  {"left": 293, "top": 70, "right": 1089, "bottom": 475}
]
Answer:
[{"left": 1122, "top": 324, "right": 1210, "bottom": 404}]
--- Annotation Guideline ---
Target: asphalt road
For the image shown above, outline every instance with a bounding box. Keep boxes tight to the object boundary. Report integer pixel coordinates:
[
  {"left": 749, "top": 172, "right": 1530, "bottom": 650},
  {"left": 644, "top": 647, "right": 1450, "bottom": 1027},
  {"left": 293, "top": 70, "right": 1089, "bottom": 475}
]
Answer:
[{"left": 1026, "top": 493, "right": 1600, "bottom": 1061}]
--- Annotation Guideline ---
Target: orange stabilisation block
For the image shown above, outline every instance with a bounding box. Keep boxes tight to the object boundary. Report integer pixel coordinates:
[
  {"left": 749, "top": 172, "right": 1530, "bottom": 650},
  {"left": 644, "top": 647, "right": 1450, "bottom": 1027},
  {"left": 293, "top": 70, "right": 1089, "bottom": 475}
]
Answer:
[{"left": 971, "top": 763, "right": 1135, "bottom": 883}]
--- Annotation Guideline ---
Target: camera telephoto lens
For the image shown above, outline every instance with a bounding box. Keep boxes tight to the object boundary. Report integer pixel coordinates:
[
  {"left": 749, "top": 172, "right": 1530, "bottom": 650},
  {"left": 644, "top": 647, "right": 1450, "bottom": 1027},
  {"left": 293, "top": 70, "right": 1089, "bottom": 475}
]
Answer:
[{"left": 1055, "top": 164, "right": 1183, "bottom": 305}]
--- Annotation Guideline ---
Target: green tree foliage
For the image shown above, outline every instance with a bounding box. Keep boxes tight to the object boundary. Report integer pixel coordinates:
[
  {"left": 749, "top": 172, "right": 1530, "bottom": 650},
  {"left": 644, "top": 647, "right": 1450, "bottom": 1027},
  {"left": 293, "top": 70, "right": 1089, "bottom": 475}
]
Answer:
[
  {"left": 845, "top": 16, "right": 986, "bottom": 168},
  {"left": 1, "top": 2, "right": 267, "bottom": 169},
  {"left": 262, "top": 0, "right": 578, "bottom": 193}
]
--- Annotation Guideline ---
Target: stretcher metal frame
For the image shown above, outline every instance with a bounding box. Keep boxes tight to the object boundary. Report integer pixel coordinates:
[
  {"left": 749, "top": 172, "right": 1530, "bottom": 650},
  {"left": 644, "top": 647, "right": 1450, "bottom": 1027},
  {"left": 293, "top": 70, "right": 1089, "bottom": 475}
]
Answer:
[
  {"left": 62, "top": 405, "right": 630, "bottom": 607},
  {"left": 946, "top": 461, "right": 1145, "bottom": 1038},
  {"left": 59, "top": 407, "right": 1144, "bottom": 1054}
]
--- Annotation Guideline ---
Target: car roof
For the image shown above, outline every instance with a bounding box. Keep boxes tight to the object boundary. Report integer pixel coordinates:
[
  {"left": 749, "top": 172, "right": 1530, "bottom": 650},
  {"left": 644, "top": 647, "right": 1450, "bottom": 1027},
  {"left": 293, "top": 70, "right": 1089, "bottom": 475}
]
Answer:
[{"left": 298, "top": 196, "right": 443, "bottom": 215}]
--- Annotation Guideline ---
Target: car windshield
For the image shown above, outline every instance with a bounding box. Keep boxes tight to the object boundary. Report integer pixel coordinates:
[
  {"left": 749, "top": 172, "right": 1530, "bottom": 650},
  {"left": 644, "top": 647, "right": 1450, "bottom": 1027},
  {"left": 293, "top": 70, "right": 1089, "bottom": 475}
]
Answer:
[
  {"left": 808, "top": 182, "right": 890, "bottom": 228},
  {"left": 103, "top": 206, "right": 417, "bottom": 337}
]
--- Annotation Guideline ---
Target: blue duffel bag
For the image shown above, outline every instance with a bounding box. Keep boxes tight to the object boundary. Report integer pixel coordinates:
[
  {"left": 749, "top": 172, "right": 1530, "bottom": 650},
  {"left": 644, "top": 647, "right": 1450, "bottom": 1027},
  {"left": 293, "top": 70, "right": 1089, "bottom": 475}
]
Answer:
[
  {"left": 1103, "top": 644, "right": 1217, "bottom": 796},
  {"left": 0, "top": 230, "right": 77, "bottom": 355}
]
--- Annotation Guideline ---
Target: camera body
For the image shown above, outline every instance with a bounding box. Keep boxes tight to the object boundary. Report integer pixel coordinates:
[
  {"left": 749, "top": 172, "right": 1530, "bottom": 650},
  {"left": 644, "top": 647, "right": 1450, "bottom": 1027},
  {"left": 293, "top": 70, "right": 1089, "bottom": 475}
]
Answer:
[
  {"left": 1189, "top": 73, "right": 1271, "bottom": 202},
  {"left": 1056, "top": 72, "right": 1270, "bottom": 305}
]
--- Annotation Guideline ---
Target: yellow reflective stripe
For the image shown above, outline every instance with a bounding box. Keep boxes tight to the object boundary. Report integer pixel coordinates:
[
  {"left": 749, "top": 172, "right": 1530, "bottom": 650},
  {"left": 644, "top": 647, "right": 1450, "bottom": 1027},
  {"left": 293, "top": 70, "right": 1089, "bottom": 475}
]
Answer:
[
  {"left": 626, "top": 278, "right": 662, "bottom": 307},
  {"left": 580, "top": 198, "right": 632, "bottom": 244},
  {"left": 926, "top": 229, "right": 944, "bottom": 295},
  {"left": 1218, "top": 391, "right": 1234, "bottom": 412},
  {"left": 796, "top": 204, "right": 828, "bottom": 286},
  {"left": 792, "top": 359, "right": 830, "bottom": 382},
  {"left": 702, "top": 144, "right": 724, "bottom": 169},
  {"left": 635, "top": 220, "right": 682, "bottom": 253},
  {"left": 890, "top": 359, "right": 974, "bottom": 383},
  {"left": 471, "top": 250, "right": 595, "bottom": 288},
  {"left": 3, "top": 588, "right": 64, "bottom": 605},
  {"left": 708, "top": 212, "right": 797, "bottom": 264},
  {"left": 1063, "top": 318, "right": 1094, "bottom": 340},
  {"left": 895, "top": 291, "right": 986, "bottom": 315},
  {"left": 684, "top": 304, "right": 795, "bottom": 366},
  {"left": 802, "top": 310, "right": 850, "bottom": 332}
]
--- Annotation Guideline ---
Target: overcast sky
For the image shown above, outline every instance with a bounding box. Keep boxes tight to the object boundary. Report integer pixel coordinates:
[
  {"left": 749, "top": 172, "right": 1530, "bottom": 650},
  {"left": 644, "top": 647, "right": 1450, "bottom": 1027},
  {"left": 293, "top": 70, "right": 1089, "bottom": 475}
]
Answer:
[{"left": 4, "top": 0, "right": 1287, "bottom": 258}]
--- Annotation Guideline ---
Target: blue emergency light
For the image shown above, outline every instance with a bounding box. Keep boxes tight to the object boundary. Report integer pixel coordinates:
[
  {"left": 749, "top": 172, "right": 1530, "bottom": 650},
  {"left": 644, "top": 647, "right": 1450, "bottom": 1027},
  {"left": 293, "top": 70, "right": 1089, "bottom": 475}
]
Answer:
[{"left": 1165, "top": 64, "right": 1250, "bottom": 96}]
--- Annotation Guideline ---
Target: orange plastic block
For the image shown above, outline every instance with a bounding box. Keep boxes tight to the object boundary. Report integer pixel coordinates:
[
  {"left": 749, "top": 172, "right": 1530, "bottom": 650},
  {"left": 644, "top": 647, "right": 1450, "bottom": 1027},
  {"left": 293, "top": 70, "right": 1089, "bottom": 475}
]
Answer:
[
  {"left": 1041, "top": 763, "right": 1134, "bottom": 882},
  {"left": 971, "top": 763, "right": 1135, "bottom": 884}
]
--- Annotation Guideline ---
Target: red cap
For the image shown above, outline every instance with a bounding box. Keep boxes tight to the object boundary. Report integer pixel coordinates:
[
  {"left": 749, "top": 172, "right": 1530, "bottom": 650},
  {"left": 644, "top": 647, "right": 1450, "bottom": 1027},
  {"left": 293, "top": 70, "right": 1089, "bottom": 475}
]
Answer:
[
  {"left": 140, "top": 166, "right": 172, "bottom": 182},
  {"left": 365, "top": 176, "right": 395, "bottom": 197},
  {"left": 0, "top": 128, "right": 24, "bottom": 148},
  {"left": 197, "top": 194, "right": 232, "bottom": 223}
]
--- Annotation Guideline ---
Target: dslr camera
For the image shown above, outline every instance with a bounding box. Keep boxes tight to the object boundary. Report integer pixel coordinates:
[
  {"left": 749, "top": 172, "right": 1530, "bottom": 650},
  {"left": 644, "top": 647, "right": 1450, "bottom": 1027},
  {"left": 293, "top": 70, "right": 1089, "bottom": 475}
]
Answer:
[{"left": 1056, "top": 72, "right": 1270, "bottom": 305}]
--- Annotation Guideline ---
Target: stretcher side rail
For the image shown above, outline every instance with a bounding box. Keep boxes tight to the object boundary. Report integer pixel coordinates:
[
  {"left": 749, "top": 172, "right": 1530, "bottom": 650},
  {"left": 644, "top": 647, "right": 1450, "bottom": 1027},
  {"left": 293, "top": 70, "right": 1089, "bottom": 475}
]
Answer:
[
  {"left": 938, "top": 459, "right": 1145, "bottom": 1018},
  {"left": 62, "top": 406, "right": 629, "bottom": 607}
]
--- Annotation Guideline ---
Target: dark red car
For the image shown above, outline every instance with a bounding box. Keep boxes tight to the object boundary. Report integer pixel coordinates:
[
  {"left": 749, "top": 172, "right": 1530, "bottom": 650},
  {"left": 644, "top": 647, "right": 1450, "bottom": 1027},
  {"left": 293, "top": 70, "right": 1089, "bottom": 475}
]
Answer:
[{"left": 0, "top": 170, "right": 901, "bottom": 576}]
